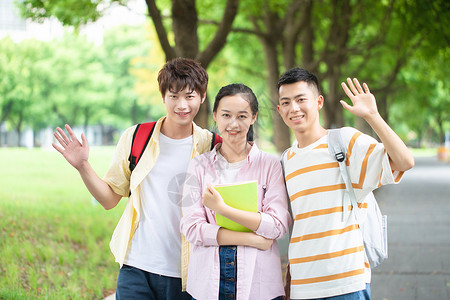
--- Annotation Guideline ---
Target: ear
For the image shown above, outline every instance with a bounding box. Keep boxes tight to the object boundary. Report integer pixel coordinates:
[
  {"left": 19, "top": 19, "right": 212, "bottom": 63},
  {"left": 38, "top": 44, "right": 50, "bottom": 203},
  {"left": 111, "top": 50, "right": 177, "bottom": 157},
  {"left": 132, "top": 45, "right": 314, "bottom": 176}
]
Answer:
[
  {"left": 213, "top": 111, "right": 217, "bottom": 123},
  {"left": 201, "top": 92, "right": 206, "bottom": 104},
  {"left": 317, "top": 95, "right": 324, "bottom": 110},
  {"left": 250, "top": 112, "right": 258, "bottom": 125}
]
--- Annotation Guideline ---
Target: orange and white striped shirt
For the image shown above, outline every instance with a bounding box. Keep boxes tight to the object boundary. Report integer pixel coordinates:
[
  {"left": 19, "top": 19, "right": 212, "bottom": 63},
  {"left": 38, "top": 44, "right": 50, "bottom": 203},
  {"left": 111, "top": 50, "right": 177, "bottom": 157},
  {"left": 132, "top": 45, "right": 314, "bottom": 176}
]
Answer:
[{"left": 283, "top": 127, "right": 403, "bottom": 299}]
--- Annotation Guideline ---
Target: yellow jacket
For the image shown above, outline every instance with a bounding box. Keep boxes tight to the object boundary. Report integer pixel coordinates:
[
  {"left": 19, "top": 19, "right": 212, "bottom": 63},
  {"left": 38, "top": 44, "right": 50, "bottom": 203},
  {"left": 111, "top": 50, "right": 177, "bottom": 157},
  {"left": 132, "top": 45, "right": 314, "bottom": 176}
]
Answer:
[{"left": 103, "top": 116, "right": 215, "bottom": 290}]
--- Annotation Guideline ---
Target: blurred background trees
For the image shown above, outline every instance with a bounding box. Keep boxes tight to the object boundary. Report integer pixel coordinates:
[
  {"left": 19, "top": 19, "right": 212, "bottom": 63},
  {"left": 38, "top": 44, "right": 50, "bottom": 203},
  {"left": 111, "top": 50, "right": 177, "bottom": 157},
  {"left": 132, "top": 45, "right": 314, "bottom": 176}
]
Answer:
[{"left": 0, "top": 0, "right": 448, "bottom": 150}]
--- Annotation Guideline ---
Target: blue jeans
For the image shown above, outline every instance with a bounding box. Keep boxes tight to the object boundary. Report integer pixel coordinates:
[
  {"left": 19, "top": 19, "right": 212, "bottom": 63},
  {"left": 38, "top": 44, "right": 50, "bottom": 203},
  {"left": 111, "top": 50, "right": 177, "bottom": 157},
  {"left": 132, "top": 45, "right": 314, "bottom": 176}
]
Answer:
[
  {"left": 116, "top": 264, "right": 191, "bottom": 300},
  {"left": 294, "top": 283, "right": 370, "bottom": 300},
  {"left": 219, "top": 246, "right": 237, "bottom": 300},
  {"left": 217, "top": 246, "right": 284, "bottom": 300}
]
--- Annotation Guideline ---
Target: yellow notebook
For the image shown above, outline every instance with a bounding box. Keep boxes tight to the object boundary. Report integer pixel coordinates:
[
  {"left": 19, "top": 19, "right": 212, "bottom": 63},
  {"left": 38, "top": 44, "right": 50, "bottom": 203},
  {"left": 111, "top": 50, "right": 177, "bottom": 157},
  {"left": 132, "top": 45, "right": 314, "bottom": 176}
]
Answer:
[{"left": 214, "top": 180, "right": 258, "bottom": 232}]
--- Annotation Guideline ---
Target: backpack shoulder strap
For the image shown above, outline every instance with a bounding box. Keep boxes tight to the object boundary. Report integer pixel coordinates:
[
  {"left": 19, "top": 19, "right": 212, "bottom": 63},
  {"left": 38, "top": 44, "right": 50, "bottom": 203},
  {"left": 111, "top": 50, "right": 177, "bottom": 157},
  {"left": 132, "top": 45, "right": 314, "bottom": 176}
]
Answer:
[
  {"left": 129, "top": 121, "right": 157, "bottom": 172},
  {"left": 280, "top": 148, "right": 290, "bottom": 178},
  {"left": 328, "top": 129, "right": 361, "bottom": 223},
  {"left": 327, "top": 128, "right": 346, "bottom": 162},
  {"left": 210, "top": 132, "right": 222, "bottom": 150}
]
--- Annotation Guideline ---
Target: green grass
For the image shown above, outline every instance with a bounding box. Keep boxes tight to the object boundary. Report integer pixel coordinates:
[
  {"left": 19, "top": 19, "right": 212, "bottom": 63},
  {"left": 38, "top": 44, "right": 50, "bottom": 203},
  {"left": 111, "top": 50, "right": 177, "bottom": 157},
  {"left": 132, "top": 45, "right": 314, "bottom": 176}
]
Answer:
[{"left": 0, "top": 147, "right": 126, "bottom": 299}]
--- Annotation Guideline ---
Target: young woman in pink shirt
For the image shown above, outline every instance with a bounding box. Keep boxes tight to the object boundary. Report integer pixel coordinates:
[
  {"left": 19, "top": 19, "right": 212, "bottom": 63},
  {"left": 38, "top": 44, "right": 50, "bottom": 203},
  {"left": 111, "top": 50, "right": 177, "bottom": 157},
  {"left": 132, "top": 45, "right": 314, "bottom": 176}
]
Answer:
[{"left": 181, "top": 83, "right": 292, "bottom": 300}]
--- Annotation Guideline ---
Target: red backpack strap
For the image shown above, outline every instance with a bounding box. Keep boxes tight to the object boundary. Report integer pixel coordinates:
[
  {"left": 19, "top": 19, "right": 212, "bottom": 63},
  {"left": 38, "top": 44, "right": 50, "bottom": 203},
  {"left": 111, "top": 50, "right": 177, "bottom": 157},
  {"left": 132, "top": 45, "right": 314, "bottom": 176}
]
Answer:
[
  {"left": 129, "top": 122, "right": 157, "bottom": 172},
  {"left": 210, "top": 132, "right": 222, "bottom": 150}
]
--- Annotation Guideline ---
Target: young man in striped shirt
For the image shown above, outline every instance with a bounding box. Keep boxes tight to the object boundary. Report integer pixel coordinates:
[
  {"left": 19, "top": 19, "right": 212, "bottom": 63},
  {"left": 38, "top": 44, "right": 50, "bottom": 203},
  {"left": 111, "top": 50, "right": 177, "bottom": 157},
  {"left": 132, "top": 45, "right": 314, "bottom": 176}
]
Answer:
[{"left": 277, "top": 68, "right": 414, "bottom": 299}]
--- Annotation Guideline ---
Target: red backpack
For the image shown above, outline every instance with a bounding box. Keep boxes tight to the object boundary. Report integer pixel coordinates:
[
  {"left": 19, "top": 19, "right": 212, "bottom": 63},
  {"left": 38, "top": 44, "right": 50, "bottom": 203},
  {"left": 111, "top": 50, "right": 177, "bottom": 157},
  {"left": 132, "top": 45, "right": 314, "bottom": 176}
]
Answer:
[{"left": 128, "top": 122, "right": 222, "bottom": 172}]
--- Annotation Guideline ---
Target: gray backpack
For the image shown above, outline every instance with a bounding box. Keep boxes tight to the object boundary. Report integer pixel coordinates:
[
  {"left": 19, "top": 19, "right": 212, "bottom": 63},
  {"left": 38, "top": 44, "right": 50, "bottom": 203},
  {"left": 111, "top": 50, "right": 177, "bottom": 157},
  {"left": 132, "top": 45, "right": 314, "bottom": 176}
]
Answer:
[{"left": 328, "top": 129, "right": 388, "bottom": 268}]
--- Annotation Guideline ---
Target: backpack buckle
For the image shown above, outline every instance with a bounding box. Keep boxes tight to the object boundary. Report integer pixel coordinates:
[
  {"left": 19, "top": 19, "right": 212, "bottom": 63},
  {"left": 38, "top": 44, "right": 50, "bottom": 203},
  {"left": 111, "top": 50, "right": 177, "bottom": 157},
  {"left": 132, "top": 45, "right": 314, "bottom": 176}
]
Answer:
[{"left": 335, "top": 152, "right": 345, "bottom": 162}]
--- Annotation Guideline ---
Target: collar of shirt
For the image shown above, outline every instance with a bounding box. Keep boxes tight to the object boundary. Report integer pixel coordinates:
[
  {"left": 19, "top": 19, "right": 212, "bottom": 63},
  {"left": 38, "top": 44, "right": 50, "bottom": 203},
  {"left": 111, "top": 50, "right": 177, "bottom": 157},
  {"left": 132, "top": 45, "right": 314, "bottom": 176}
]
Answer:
[{"left": 209, "top": 142, "right": 258, "bottom": 165}]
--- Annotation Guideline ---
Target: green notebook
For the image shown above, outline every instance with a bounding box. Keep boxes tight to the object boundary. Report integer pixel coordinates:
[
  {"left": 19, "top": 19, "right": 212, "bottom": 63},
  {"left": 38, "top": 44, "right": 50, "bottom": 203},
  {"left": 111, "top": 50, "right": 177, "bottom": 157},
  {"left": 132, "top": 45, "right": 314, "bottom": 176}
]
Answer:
[{"left": 214, "top": 180, "right": 258, "bottom": 232}]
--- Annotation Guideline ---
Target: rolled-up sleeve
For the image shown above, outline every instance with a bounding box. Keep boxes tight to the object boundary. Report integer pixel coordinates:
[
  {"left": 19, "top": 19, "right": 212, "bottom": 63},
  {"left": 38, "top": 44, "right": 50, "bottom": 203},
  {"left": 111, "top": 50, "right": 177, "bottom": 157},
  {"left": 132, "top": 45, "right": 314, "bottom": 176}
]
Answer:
[
  {"left": 180, "top": 157, "right": 220, "bottom": 247},
  {"left": 255, "top": 157, "right": 292, "bottom": 240},
  {"left": 102, "top": 126, "right": 135, "bottom": 197}
]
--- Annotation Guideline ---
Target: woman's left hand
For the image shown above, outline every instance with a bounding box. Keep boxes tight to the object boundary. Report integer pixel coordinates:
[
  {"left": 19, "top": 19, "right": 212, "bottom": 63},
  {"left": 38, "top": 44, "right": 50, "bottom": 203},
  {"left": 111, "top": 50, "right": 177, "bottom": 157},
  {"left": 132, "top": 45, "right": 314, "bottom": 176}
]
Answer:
[{"left": 202, "top": 184, "right": 226, "bottom": 213}]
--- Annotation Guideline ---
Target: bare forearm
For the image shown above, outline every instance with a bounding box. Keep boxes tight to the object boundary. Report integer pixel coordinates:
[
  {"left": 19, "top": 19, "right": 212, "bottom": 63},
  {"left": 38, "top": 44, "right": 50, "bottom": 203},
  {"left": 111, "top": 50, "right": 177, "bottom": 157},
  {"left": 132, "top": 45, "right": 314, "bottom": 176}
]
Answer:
[
  {"left": 77, "top": 161, "right": 122, "bottom": 210},
  {"left": 217, "top": 205, "right": 262, "bottom": 232},
  {"left": 217, "top": 228, "right": 272, "bottom": 250},
  {"left": 365, "top": 113, "right": 414, "bottom": 171}
]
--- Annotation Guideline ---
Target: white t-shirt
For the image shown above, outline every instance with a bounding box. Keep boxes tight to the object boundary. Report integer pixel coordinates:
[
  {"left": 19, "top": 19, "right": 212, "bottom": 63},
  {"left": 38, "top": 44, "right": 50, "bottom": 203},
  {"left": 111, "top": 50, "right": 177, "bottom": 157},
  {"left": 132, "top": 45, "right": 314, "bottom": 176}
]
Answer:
[
  {"left": 125, "top": 133, "right": 193, "bottom": 277},
  {"left": 216, "top": 150, "right": 247, "bottom": 184}
]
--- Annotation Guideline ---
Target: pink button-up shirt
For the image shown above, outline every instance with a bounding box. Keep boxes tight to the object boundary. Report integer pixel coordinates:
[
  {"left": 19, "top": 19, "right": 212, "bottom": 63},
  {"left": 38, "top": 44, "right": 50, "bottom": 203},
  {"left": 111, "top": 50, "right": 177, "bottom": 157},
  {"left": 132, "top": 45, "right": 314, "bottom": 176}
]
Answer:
[{"left": 180, "top": 143, "right": 292, "bottom": 300}]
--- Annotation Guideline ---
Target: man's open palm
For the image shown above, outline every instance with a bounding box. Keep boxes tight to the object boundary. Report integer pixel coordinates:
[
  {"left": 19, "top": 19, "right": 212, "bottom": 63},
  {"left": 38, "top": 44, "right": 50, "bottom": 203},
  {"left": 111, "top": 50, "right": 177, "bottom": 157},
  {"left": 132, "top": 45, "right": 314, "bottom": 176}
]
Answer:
[
  {"left": 52, "top": 124, "right": 89, "bottom": 170},
  {"left": 340, "top": 78, "right": 378, "bottom": 119}
]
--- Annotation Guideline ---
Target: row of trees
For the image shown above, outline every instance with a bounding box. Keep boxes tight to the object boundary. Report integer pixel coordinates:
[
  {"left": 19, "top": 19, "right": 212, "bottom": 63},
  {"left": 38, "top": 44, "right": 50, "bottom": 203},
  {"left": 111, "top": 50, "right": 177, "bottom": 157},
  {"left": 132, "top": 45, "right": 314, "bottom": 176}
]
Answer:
[
  {"left": 0, "top": 24, "right": 167, "bottom": 145},
  {"left": 2, "top": 0, "right": 449, "bottom": 148}
]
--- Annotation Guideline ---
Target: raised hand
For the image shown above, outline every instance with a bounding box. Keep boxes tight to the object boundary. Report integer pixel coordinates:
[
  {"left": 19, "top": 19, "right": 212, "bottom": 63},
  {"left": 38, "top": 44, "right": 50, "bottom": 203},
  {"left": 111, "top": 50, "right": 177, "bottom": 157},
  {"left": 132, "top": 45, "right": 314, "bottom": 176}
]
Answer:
[
  {"left": 52, "top": 124, "right": 89, "bottom": 170},
  {"left": 340, "top": 78, "right": 379, "bottom": 119}
]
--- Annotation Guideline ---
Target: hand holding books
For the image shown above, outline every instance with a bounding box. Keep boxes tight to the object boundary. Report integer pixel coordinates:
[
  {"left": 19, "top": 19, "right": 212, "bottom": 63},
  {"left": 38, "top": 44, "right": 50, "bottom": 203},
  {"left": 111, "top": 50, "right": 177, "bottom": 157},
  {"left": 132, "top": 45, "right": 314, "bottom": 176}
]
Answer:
[
  {"left": 202, "top": 184, "right": 227, "bottom": 214},
  {"left": 202, "top": 181, "right": 259, "bottom": 232}
]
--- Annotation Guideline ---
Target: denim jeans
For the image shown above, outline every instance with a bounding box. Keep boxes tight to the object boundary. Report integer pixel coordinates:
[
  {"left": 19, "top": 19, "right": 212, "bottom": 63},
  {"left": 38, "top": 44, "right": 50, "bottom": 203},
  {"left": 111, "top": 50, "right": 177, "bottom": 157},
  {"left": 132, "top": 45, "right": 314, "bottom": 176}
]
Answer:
[
  {"left": 216, "top": 246, "right": 284, "bottom": 300},
  {"left": 116, "top": 264, "right": 191, "bottom": 300},
  {"left": 219, "top": 246, "right": 238, "bottom": 300},
  {"left": 293, "top": 283, "right": 371, "bottom": 300}
]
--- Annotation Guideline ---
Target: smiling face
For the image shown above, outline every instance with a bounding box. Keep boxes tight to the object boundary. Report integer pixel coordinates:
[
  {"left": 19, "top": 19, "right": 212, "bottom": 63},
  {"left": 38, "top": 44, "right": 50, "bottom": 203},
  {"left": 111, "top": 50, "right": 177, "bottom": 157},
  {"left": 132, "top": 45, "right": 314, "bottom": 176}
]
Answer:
[
  {"left": 213, "top": 94, "right": 257, "bottom": 144},
  {"left": 163, "top": 86, "right": 205, "bottom": 127},
  {"left": 277, "top": 81, "right": 324, "bottom": 135}
]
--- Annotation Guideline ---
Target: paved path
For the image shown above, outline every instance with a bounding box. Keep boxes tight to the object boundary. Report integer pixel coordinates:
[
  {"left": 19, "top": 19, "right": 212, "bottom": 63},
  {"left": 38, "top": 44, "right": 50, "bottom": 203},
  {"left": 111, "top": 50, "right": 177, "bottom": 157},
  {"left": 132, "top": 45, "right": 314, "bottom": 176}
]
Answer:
[{"left": 371, "top": 156, "right": 450, "bottom": 300}]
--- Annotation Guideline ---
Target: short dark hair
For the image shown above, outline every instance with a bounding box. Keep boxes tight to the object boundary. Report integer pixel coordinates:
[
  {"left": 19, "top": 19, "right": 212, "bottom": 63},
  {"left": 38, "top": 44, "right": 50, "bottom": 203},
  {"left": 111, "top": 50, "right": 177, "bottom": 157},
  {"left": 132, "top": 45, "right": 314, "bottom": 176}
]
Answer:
[
  {"left": 213, "top": 83, "right": 258, "bottom": 142},
  {"left": 157, "top": 57, "right": 208, "bottom": 97},
  {"left": 277, "top": 68, "right": 320, "bottom": 95}
]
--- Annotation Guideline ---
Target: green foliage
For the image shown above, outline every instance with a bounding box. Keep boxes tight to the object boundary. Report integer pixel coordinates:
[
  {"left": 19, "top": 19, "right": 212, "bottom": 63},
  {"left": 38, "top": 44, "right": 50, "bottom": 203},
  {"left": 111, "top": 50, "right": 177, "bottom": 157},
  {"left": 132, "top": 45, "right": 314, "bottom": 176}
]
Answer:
[
  {"left": 100, "top": 23, "right": 156, "bottom": 126},
  {"left": 18, "top": 0, "right": 128, "bottom": 28},
  {"left": 8, "top": 0, "right": 450, "bottom": 147},
  {"left": 390, "top": 47, "right": 450, "bottom": 145},
  {"left": 0, "top": 23, "right": 158, "bottom": 138},
  {"left": 42, "top": 34, "right": 114, "bottom": 127},
  {"left": 0, "top": 37, "right": 53, "bottom": 133},
  {"left": 0, "top": 147, "right": 125, "bottom": 299}
]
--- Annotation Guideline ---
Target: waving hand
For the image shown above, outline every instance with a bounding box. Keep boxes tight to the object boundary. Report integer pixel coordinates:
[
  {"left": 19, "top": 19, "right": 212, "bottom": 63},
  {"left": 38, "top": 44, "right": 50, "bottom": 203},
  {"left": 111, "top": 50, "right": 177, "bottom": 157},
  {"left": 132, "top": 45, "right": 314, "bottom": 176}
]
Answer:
[
  {"left": 52, "top": 124, "right": 89, "bottom": 170},
  {"left": 340, "top": 78, "right": 379, "bottom": 119}
]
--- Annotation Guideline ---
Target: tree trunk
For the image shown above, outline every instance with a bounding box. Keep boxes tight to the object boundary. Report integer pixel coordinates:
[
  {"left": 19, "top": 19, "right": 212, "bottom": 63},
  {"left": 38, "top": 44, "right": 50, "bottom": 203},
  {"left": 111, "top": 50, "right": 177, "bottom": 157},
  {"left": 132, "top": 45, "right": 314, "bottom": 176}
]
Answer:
[
  {"left": 172, "top": 0, "right": 198, "bottom": 58},
  {"left": 321, "top": 0, "right": 351, "bottom": 129},
  {"left": 16, "top": 112, "right": 23, "bottom": 147},
  {"left": 355, "top": 117, "right": 375, "bottom": 138},
  {"left": 1, "top": 100, "right": 14, "bottom": 124},
  {"left": 300, "top": 0, "right": 316, "bottom": 73},
  {"left": 194, "top": 95, "right": 210, "bottom": 129},
  {"left": 261, "top": 37, "right": 291, "bottom": 153},
  {"left": 146, "top": 0, "right": 238, "bottom": 130},
  {"left": 437, "top": 114, "right": 445, "bottom": 144},
  {"left": 324, "top": 67, "right": 344, "bottom": 128},
  {"left": 84, "top": 107, "right": 90, "bottom": 133}
]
